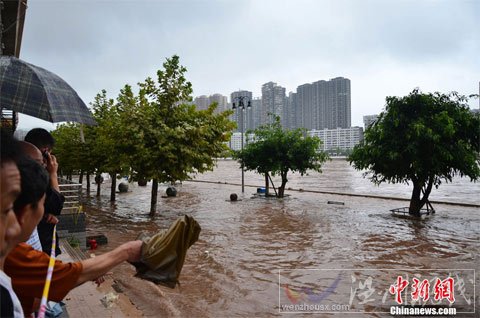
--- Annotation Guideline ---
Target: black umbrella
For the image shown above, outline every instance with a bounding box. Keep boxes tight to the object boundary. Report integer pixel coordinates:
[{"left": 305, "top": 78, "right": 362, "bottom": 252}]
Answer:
[{"left": 0, "top": 56, "right": 95, "bottom": 125}]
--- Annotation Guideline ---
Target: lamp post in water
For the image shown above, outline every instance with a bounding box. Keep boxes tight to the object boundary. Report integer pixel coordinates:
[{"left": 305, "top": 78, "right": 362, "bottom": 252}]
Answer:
[{"left": 232, "top": 96, "right": 251, "bottom": 193}]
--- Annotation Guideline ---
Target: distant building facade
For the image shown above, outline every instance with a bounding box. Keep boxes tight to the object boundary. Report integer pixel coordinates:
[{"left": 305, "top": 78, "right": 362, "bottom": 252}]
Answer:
[
  {"left": 207, "top": 76, "right": 352, "bottom": 136},
  {"left": 228, "top": 127, "right": 363, "bottom": 153},
  {"left": 261, "top": 82, "right": 286, "bottom": 126},
  {"left": 284, "top": 92, "right": 297, "bottom": 130},
  {"left": 250, "top": 97, "right": 262, "bottom": 131},
  {"left": 290, "top": 77, "right": 351, "bottom": 130},
  {"left": 228, "top": 132, "right": 255, "bottom": 151},
  {"left": 194, "top": 93, "right": 228, "bottom": 113},
  {"left": 209, "top": 94, "right": 228, "bottom": 113},
  {"left": 231, "top": 90, "right": 253, "bottom": 132},
  {"left": 193, "top": 95, "right": 209, "bottom": 110},
  {"left": 228, "top": 132, "right": 244, "bottom": 151},
  {"left": 308, "top": 127, "right": 363, "bottom": 152}
]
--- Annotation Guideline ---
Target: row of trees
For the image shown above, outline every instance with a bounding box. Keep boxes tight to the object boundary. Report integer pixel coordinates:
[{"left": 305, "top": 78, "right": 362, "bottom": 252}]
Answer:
[
  {"left": 53, "top": 59, "right": 479, "bottom": 218},
  {"left": 52, "top": 56, "right": 235, "bottom": 216},
  {"left": 235, "top": 89, "right": 479, "bottom": 217}
]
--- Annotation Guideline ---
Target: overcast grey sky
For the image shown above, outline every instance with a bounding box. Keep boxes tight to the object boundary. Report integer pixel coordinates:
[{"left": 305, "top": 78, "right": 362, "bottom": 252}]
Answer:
[{"left": 17, "top": 0, "right": 480, "bottom": 130}]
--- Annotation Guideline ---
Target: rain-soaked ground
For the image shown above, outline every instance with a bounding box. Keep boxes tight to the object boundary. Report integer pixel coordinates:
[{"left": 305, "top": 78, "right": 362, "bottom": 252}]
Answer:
[{"left": 82, "top": 159, "right": 479, "bottom": 317}]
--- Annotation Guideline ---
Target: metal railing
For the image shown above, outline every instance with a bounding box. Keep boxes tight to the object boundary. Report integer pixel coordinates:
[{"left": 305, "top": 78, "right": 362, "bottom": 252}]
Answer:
[{"left": 58, "top": 178, "right": 82, "bottom": 215}]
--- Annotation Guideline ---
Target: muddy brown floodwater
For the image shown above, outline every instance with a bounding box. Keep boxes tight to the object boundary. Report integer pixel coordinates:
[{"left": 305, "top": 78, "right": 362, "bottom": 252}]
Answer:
[{"left": 83, "top": 159, "right": 479, "bottom": 317}]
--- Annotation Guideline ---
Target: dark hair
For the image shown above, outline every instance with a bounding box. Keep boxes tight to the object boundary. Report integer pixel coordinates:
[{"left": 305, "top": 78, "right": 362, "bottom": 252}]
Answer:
[
  {"left": 24, "top": 128, "right": 55, "bottom": 149},
  {"left": 1, "top": 128, "right": 23, "bottom": 165},
  {"left": 13, "top": 158, "right": 49, "bottom": 211}
]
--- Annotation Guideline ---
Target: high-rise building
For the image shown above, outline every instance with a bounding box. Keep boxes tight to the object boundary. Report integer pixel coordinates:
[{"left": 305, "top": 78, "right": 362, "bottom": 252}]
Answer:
[
  {"left": 261, "top": 82, "right": 286, "bottom": 126},
  {"left": 328, "top": 77, "right": 351, "bottom": 129},
  {"left": 194, "top": 95, "right": 209, "bottom": 111},
  {"left": 251, "top": 97, "right": 262, "bottom": 130},
  {"left": 194, "top": 94, "right": 228, "bottom": 113},
  {"left": 231, "top": 90, "right": 253, "bottom": 132},
  {"left": 292, "top": 77, "right": 351, "bottom": 130},
  {"left": 284, "top": 92, "right": 297, "bottom": 130},
  {"left": 296, "top": 83, "right": 314, "bottom": 130},
  {"left": 209, "top": 94, "right": 228, "bottom": 113}
]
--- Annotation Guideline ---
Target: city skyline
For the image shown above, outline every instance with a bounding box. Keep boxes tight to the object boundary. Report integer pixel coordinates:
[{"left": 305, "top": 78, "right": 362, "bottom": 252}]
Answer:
[
  {"left": 15, "top": 0, "right": 479, "bottom": 130},
  {"left": 196, "top": 76, "right": 351, "bottom": 132}
]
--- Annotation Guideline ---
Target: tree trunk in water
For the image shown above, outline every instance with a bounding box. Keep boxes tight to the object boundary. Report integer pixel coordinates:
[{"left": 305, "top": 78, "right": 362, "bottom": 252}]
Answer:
[
  {"left": 78, "top": 171, "right": 84, "bottom": 185},
  {"left": 96, "top": 175, "right": 101, "bottom": 197},
  {"left": 150, "top": 179, "right": 159, "bottom": 217},
  {"left": 409, "top": 176, "right": 435, "bottom": 216},
  {"left": 278, "top": 171, "right": 288, "bottom": 198},
  {"left": 110, "top": 173, "right": 116, "bottom": 202},
  {"left": 420, "top": 177, "right": 434, "bottom": 209},
  {"left": 265, "top": 173, "right": 269, "bottom": 196},
  {"left": 86, "top": 173, "right": 91, "bottom": 196},
  {"left": 409, "top": 182, "right": 422, "bottom": 216}
]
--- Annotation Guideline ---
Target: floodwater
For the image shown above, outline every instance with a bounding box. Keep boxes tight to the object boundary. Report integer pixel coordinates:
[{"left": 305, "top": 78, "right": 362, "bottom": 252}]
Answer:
[{"left": 84, "top": 159, "right": 479, "bottom": 317}]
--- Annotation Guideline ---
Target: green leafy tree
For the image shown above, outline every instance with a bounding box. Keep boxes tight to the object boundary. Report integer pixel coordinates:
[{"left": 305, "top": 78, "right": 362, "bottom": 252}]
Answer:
[
  {"left": 235, "top": 116, "right": 328, "bottom": 197},
  {"left": 51, "top": 123, "right": 96, "bottom": 189},
  {"left": 79, "top": 124, "right": 100, "bottom": 195},
  {"left": 90, "top": 89, "right": 130, "bottom": 201},
  {"left": 349, "top": 89, "right": 480, "bottom": 215},
  {"left": 123, "top": 55, "right": 235, "bottom": 215},
  {"left": 51, "top": 123, "right": 83, "bottom": 178}
]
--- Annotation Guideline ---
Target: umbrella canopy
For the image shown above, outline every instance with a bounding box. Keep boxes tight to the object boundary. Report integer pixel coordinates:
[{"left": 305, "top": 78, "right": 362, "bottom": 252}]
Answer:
[{"left": 0, "top": 56, "right": 95, "bottom": 125}]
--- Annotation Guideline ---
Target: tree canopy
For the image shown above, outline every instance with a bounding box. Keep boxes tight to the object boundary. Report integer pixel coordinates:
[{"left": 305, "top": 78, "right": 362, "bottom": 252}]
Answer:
[
  {"left": 349, "top": 89, "right": 480, "bottom": 215},
  {"left": 51, "top": 123, "right": 84, "bottom": 177},
  {"left": 118, "top": 56, "right": 235, "bottom": 215},
  {"left": 235, "top": 116, "right": 328, "bottom": 197},
  {"left": 51, "top": 55, "right": 235, "bottom": 215}
]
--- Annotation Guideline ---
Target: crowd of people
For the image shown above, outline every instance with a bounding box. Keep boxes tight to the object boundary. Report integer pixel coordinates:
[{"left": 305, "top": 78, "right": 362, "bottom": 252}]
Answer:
[{"left": 0, "top": 127, "right": 144, "bottom": 317}]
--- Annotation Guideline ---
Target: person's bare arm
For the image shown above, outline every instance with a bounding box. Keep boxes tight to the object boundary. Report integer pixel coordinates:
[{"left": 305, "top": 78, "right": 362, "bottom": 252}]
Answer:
[{"left": 75, "top": 240, "right": 142, "bottom": 286}]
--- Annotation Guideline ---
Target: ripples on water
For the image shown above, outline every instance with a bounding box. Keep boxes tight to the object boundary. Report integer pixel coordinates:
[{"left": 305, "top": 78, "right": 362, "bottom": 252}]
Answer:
[{"left": 83, "top": 159, "right": 479, "bottom": 316}]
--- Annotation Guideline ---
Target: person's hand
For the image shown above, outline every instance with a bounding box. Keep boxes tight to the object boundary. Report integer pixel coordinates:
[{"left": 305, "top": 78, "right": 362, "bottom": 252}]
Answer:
[
  {"left": 45, "top": 152, "right": 59, "bottom": 175},
  {"left": 122, "top": 240, "right": 143, "bottom": 263},
  {"left": 45, "top": 214, "right": 59, "bottom": 224}
]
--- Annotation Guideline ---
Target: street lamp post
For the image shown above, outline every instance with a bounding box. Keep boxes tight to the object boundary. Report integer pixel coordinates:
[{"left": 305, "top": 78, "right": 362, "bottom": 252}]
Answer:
[{"left": 232, "top": 96, "right": 251, "bottom": 193}]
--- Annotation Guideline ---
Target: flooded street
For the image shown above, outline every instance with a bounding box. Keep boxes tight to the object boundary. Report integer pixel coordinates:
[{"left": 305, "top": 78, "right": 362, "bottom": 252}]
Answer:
[{"left": 83, "top": 159, "right": 479, "bottom": 317}]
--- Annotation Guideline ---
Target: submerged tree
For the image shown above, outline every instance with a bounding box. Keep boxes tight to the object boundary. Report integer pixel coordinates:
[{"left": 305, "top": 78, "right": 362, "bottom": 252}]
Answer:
[
  {"left": 349, "top": 89, "right": 480, "bottom": 216},
  {"left": 123, "top": 55, "right": 235, "bottom": 216},
  {"left": 52, "top": 122, "right": 99, "bottom": 195},
  {"left": 90, "top": 89, "right": 130, "bottom": 201},
  {"left": 235, "top": 116, "right": 328, "bottom": 198}
]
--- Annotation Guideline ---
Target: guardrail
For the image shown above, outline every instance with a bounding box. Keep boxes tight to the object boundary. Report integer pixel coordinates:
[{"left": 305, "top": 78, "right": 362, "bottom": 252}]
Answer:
[
  {"left": 58, "top": 178, "right": 82, "bottom": 214},
  {"left": 57, "top": 178, "right": 86, "bottom": 249}
]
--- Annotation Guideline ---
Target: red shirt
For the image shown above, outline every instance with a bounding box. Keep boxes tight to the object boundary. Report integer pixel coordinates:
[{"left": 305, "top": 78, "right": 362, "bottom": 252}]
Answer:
[{"left": 4, "top": 243, "right": 83, "bottom": 316}]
